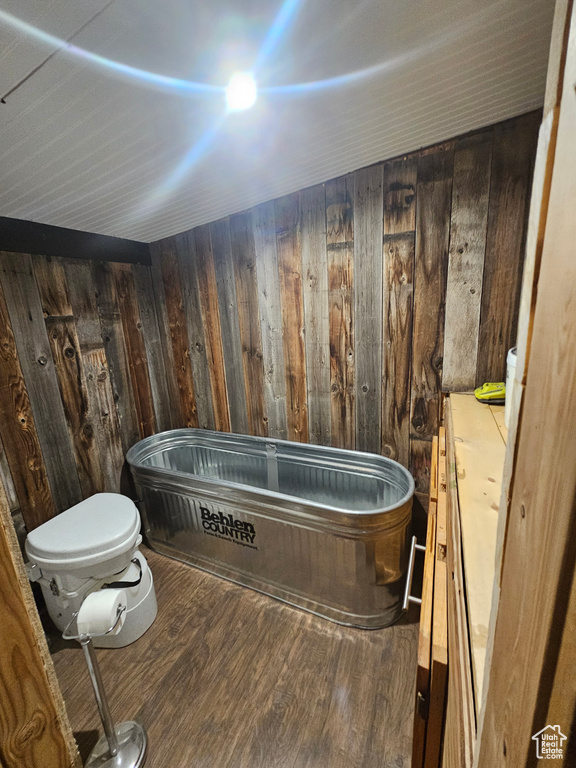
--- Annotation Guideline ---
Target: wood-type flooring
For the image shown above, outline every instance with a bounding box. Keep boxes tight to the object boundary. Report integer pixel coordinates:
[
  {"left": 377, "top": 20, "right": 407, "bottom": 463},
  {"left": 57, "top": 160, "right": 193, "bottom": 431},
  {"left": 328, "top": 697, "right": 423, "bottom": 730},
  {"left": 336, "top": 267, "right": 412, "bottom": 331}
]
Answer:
[{"left": 52, "top": 547, "right": 418, "bottom": 768}]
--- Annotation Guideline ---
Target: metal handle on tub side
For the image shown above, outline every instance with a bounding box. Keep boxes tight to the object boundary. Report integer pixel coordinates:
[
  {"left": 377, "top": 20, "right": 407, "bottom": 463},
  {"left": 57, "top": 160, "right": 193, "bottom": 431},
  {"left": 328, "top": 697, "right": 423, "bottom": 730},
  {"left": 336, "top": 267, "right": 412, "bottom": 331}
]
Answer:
[{"left": 402, "top": 535, "right": 426, "bottom": 611}]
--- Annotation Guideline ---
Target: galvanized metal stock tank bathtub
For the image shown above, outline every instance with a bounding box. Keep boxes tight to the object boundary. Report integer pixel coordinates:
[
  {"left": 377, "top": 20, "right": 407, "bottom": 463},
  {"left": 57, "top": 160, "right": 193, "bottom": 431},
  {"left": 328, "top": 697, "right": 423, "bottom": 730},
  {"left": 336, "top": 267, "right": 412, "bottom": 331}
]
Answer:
[{"left": 127, "top": 429, "right": 415, "bottom": 628}]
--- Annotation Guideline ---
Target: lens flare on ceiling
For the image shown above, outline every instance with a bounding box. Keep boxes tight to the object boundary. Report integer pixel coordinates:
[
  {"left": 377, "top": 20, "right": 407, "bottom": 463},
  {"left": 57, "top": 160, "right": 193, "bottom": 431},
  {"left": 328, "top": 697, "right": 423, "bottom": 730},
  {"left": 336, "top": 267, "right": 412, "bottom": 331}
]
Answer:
[{"left": 225, "top": 71, "right": 257, "bottom": 111}]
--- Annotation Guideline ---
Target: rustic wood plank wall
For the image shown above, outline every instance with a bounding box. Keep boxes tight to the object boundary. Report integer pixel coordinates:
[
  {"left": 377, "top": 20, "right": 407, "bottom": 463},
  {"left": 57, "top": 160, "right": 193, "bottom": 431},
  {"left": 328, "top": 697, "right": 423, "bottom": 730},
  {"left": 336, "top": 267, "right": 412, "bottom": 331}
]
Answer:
[
  {"left": 0, "top": 113, "right": 539, "bottom": 534},
  {"left": 0, "top": 254, "right": 169, "bottom": 532},
  {"left": 151, "top": 113, "right": 539, "bottom": 495}
]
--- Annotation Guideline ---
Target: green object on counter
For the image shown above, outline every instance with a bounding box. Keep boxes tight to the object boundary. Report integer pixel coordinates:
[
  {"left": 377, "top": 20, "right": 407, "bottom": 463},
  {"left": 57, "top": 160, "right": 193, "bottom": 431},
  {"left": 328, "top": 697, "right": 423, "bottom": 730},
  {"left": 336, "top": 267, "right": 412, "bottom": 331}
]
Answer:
[{"left": 474, "top": 382, "right": 506, "bottom": 405}]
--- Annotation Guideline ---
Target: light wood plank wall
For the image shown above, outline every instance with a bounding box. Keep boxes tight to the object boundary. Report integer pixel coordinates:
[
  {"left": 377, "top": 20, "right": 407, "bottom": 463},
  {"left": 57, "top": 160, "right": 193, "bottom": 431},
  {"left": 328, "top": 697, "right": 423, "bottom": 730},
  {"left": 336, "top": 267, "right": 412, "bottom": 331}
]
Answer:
[
  {"left": 152, "top": 113, "right": 539, "bottom": 494},
  {"left": 0, "top": 113, "right": 539, "bottom": 536}
]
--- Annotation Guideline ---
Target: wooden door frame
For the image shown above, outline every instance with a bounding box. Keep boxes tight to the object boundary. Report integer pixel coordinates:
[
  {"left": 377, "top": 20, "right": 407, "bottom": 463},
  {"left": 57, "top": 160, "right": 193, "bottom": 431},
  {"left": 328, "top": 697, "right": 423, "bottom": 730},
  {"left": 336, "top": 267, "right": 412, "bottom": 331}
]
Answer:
[
  {"left": 0, "top": 477, "right": 81, "bottom": 768},
  {"left": 475, "top": 0, "right": 576, "bottom": 765}
]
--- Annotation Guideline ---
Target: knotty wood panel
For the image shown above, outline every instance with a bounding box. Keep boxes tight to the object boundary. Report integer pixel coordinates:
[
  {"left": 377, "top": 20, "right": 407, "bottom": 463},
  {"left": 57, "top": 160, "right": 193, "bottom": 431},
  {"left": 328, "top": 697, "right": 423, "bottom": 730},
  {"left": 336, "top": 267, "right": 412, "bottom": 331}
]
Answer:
[
  {"left": 64, "top": 260, "right": 125, "bottom": 494},
  {"left": 192, "top": 225, "right": 231, "bottom": 432},
  {"left": 113, "top": 263, "right": 157, "bottom": 438},
  {"left": 326, "top": 175, "right": 354, "bottom": 449},
  {"left": 252, "top": 201, "right": 288, "bottom": 440},
  {"left": 132, "top": 263, "right": 173, "bottom": 432},
  {"left": 0, "top": 478, "right": 81, "bottom": 768},
  {"left": 476, "top": 113, "right": 539, "bottom": 385},
  {"left": 158, "top": 241, "right": 199, "bottom": 429},
  {"left": 44, "top": 315, "right": 102, "bottom": 498},
  {"left": 0, "top": 253, "right": 82, "bottom": 513},
  {"left": 410, "top": 147, "right": 454, "bottom": 486},
  {"left": 411, "top": 148, "right": 454, "bottom": 439},
  {"left": 382, "top": 158, "right": 417, "bottom": 466},
  {"left": 300, "top": 185, "right": 330, "bottom": 446},
  {"left": 147, "top": 114, "right": 537, "bottom": 499},
  {"left": 93, "top": 260, "right": 141, "bottom": 451},
  {"left": 211, "top": 219, "right": 250, "bottom": 434},
  {"left": 149, "top": 242, "right": 181, "bottom": 430},
  {"left": 354, "top": 165, "right": 383, "bottom": 454},
  {"left": 443, "top": 133, "right": 492, "bottom": 391},
  {"left": 0, "top": 279, "right": 55, "bottom": 529},
  {"left": 229, "top": 213, "right": 267, "bottom": 437},
  {"left": 275, "top": 193, "right": 309, "bottom": 443},
  {"left": 173, "top": 233, "right": 215, "bottom": 431},
  {"left": 0, "top": 436, "right": 19, "bottom": 514}
]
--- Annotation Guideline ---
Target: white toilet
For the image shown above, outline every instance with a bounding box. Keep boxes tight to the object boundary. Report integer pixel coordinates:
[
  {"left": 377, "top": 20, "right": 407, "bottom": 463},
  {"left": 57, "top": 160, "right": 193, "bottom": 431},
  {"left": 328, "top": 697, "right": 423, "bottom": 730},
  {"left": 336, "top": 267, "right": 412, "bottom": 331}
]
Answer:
[{"left": 25, "top": 493, "right": 157, "bottom": 648}]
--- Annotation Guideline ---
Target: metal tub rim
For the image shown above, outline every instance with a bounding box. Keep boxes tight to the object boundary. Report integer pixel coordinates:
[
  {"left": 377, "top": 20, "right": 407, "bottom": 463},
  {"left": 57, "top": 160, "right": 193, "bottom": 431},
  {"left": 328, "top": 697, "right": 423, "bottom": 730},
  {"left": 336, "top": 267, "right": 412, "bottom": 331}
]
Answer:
[{"left": 126, "top": 428, "right": 415, "bottom": 527}]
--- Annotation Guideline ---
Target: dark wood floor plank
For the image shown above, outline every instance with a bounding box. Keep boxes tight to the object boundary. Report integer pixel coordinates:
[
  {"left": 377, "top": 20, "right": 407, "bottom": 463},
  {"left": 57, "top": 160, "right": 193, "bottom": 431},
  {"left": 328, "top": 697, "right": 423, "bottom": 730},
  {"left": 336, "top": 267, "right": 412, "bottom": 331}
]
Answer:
[{"left": 52, "top": 548, "right": 418, "bottom": 768}]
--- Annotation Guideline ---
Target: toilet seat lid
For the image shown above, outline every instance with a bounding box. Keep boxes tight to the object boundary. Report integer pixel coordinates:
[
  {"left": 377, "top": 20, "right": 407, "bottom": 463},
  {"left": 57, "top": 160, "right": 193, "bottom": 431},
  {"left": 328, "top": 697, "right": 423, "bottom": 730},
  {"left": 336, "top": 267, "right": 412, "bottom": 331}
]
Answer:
[{"left": 25, "top": 493, "right": 140, "bottom": 566}]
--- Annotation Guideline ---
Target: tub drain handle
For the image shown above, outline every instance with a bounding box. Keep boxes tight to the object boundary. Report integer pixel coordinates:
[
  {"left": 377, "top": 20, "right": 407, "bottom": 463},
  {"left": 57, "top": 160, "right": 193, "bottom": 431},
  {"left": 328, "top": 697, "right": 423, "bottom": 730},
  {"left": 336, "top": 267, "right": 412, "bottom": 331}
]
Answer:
[
  {"left": 402, "top": 536, "right": 426, "bottom": 611},
  {"left": 102, "top": 558, "right": 142, "bottom": 590}
]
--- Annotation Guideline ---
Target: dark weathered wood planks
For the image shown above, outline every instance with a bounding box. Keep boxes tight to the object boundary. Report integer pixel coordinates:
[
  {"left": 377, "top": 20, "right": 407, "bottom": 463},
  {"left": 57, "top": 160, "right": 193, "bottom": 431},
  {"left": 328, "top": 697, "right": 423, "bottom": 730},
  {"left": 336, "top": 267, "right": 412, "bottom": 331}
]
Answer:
[
  {"left": 300, "top": 185, "right": 331, "bottom": 446},
  {"left": 275, "top": 193, "right": 309, "bottom": 442},
  {"left": 410, "top": 147, "right": 454, "bottom": 488},
  {"left": 252, "top": 202, "right": 288, "bottom": 439},
  {"left": 229, "top": 213, "right": 267, "bottom": 437},
  {"left": 158, "top": 241, "right": 199, "bottom": 429},
  {"left": 382, "top": 158, "right": 417, "bottom": 466},
  {"left": 354, "top": 165, "right": 383, "bottom": 454},
  {"left": 64, "top": 259, "right": 125, "bottom": 493},
  {"left": 193, "top": 225, "right": 231, "bottom": 432},
  {"left": 132, "top": 263, "right": 173, "bottom": 432},
  {"left": 93, "top": 260, "right": 141, "bottom": 451},
  {"left": 173, "top": 233, "right": 215, "bottom": 431},
  {"left": 476, "top": 113, "right": 539, "bottom": 385},
  {"left": 326, "top": 176, "right": 355, "bottom": 450},
  {"left": 0, "top": 253, "right": 81, "bottom": 514},
  {"left": 443, "top": 133, "right": 492, "bottom": 391},
  {"left": 0, "top": 278, "right": 55, "bottom": 530},
  {"left": 113, "top": 263, "right": 157, "bottom": 438},
  {"left": 211, "top": 219, "right": 249, "bottom": 434}
]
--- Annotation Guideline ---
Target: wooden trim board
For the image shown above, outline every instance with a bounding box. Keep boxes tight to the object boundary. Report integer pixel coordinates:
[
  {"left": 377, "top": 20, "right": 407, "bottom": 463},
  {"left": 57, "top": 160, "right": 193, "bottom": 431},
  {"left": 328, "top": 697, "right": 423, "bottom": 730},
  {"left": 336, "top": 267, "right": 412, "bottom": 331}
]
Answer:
[
  {"left": 442, "top": 398, "right": 476, "bottom": 768},
  {"left": 449, "top": 394, "right": 505, "bottom": 711},
  {"left": 424, "top": 428, "right": 448, "bottom": 768},
  {"left": 412, "top": 498, "right": 437, "bottom": 768}
]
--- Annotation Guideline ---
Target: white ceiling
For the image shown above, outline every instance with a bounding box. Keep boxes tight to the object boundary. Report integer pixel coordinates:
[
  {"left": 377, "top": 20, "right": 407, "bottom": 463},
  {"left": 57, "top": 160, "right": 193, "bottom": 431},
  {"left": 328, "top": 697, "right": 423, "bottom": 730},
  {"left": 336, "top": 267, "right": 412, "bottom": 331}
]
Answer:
[{"left": 0, "top": 0, "right": 554, "bottom": 243}]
